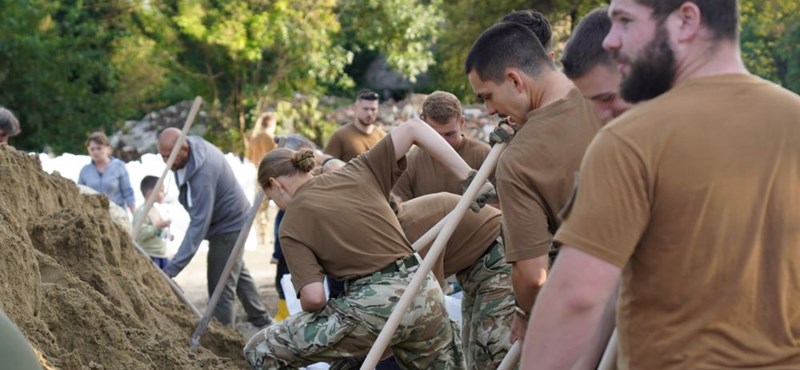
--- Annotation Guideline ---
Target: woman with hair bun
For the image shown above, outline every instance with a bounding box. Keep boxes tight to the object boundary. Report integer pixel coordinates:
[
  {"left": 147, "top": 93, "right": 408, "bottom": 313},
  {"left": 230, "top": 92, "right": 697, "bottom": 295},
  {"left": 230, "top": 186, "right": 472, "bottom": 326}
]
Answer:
[{"left": 245, "top": 117, "right": 481, "bottom": 369}]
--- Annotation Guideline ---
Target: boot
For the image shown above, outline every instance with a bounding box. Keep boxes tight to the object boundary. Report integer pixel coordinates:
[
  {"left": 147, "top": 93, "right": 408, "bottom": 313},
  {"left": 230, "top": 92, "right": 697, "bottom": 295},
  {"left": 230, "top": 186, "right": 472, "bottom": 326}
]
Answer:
[{"left": 273, "top": 299, "right": 289, "bottom": 322}]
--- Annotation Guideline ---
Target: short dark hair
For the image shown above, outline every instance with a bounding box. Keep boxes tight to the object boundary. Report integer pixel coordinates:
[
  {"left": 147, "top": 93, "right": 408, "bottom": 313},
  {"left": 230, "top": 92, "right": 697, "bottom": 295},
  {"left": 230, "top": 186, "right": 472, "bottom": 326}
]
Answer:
[
  {"left": 0, "top": 107, "right": 21, "bottom": 137},
  {"left": 501, "top": 9, "right": 553, "bottom": 51},
  {"left": 140, "top": 175, "right": 159, "bottom": 197},
  {"left": 355, "top": 89, "right": 379, "bottom": 102},
  {"left": 561, "top": 7, "right": 613, "bottom": 80},
  {"left": 635, "top": 0, "right": 738, "bottom": 40},
  {"left": 465, "top": 22, "right": 554, "bottom": 83}
]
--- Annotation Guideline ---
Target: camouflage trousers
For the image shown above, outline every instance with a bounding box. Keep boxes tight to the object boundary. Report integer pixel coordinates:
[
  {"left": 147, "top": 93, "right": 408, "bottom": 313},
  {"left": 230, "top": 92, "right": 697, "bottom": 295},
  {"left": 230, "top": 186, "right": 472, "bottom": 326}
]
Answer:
[
  {"left": 244, "top": 255, "right": 465, "bottom": 370},
  {"left": 455, "top": 238, "right": 515, "bottom": 370}
]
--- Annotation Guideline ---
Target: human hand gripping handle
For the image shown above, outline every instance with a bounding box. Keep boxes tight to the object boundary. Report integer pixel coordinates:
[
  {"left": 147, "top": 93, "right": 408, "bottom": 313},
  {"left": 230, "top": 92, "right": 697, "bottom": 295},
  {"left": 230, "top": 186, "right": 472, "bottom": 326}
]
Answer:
[
  {"left": 489, "top": 119, "right": 517, "bottom": 146},
  {"left": 461, "top": 169, "right": 496, "bottom": 212}
]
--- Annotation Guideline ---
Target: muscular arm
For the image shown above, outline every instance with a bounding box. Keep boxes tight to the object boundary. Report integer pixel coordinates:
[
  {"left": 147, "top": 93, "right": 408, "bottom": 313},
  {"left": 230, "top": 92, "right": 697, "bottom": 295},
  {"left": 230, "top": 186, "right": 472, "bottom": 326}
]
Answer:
[
  {"left": 299, "top": 281, "right": 327, "bottom": 312},
  {"left": 390, "top": 118, "right": 472, "bottom": 181},
  {"left": 571, "top": 282, "right": 619, "bottom": 370},
  {"left": 521, "top": 247, "right": 620, "bottom": 370}
]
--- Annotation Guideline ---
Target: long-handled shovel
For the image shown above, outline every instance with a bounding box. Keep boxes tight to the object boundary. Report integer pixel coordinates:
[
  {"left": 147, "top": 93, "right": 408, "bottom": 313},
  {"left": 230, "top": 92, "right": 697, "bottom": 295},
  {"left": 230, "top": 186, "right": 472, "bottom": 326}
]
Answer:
[
  {"left": 130, "top": 241, "right": 202, "bottom": 318},
  {"left": 360, "top": 142, "right": 507, "bottom": 369},
  {"left": 597, "top": 329, "right": 618, "bottom": 370},
  {"left": 497, "top": 341, "right": 521, "bottom": 370},
  {"left": 131, "top": 97, "right": 202, "bottom": 240},
  {"left": 188, "top": 191, "right": 265, "bottom": 349}
]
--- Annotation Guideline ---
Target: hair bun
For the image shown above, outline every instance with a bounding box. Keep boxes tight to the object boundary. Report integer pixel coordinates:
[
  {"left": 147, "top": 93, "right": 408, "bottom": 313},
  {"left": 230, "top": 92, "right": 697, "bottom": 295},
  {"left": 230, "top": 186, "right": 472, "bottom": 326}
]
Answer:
[{"left": 292, "top": 150, "right": 316, "bottom": 173}]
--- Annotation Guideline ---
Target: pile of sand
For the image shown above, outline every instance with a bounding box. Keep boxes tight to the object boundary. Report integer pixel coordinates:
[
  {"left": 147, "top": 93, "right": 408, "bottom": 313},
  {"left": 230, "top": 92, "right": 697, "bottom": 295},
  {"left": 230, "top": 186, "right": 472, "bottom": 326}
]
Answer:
[{"left": 0, "top": 145, "right": 248, "bottom": 369}]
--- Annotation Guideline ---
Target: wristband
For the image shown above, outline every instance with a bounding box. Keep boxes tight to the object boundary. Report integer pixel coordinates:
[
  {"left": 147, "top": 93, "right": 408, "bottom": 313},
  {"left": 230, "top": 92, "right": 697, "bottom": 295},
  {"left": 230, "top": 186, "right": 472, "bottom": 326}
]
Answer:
[{"left": 514, "top": 305, "right": 530, "bottom": 320}]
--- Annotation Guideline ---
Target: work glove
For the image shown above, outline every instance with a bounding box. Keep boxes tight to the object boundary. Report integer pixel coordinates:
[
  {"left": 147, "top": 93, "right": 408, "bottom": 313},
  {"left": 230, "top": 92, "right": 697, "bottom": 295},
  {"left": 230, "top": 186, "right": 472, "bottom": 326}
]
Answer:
[
  {"left": 461, "top": 169, "right": 497, "bottom": 212},
  {"left": 489, "top": 119, "right": 517, "bottom": 146}
]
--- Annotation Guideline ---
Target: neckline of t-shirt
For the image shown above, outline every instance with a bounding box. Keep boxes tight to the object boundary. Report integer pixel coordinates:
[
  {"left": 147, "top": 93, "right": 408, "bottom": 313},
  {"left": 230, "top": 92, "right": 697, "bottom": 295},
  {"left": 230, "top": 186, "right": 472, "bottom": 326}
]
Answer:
[
  {"left": 351, "top": 121, "right": 381, "bottom": 136},
  {"left": 673, "top": 73, "right": 756, "bottom": 91},
  {"left": 523, "top": 88, "right": 581, "bottom": 126}
]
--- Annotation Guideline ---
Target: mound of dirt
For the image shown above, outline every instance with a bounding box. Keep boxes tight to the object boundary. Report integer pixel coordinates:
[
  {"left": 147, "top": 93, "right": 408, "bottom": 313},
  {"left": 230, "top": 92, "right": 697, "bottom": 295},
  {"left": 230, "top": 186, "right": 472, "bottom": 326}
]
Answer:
[{"left": 0, "top": 145, "right": 248, "bottom": 369}]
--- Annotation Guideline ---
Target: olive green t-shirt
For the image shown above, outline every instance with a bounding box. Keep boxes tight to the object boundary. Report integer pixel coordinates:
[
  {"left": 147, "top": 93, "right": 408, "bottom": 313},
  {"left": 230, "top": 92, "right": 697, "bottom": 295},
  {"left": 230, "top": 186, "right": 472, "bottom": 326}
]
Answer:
[
  {"left": 555, "top": 74, "right": 800, "bottom": 369},
  {"left": 281, "top": 135, "right": 411, "bottom": 293},
  {"left": 496, "top": 88, "right": 601, "bottom": 262},
  {"left": 397, "top": 192, "right": 501, "bottom": 286},
  {"left": 392, "top": 136, "right": 490, "bottom": 201},
  {"left": 323, "top": 122, "right": 386, "bottom": 162}
]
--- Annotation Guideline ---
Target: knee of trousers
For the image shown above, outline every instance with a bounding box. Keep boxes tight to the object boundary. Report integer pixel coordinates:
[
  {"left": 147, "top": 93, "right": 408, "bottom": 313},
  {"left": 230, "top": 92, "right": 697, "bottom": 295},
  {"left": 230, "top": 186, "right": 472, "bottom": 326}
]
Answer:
[{"left": 244, "top": 330, "right": 290, "bottom": 369}]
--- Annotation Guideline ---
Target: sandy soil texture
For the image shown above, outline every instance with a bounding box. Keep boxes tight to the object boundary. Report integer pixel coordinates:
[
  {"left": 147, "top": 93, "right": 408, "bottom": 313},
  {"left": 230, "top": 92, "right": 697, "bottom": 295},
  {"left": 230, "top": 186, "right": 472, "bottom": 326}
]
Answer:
[{"left": 0, "top": 145, "right": 269, "bottom": 369}]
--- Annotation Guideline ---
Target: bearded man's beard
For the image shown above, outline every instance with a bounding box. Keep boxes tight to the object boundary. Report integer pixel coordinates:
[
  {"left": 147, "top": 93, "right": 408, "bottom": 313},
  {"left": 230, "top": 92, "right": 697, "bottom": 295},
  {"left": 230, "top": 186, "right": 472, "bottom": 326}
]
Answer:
[{"left": 618, "top": 25, "right": 677, "bottom": 103}]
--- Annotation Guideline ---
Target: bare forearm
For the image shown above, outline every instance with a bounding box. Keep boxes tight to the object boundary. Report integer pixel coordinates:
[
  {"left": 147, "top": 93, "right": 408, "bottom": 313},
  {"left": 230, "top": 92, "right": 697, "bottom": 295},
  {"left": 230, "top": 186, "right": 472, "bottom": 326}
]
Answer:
[
  {"left": 572, "top": 283, "right": 619, "bottom": 369},
  {"left": 522, "top": 292, "right": 606, "bottom": 370},
  {"left": 392, "top": 118, "right": 472, "bottom": 180},
  {"left": 511, "top": 257, "right": 549, "bottom": 312},
  {"left": 521, "top": 247, "right": 621, "bottom": 370}
]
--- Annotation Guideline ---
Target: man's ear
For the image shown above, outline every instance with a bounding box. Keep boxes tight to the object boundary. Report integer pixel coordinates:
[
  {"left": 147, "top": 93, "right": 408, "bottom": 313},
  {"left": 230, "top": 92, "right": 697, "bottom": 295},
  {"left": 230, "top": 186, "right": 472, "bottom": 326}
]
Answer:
[
  {"left": 459, "top": 115, "right": 465, "bottom": 128},
  {"left": 674, "top": 1, "right": 702, "bottom": 42},
  {"left": 506, "top": 69, "right": 525, "bottom": 93}
]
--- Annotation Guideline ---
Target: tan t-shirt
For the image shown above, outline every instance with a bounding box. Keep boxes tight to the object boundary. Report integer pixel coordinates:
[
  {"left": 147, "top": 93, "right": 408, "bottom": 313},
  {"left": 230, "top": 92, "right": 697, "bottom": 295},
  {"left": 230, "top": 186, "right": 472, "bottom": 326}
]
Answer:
[
  {"left": 392, "top": 136, "right": 490, "bottom": 201},
  {"left": 555, "top": 74, "right": 800, "bottom": 369},
  {"left": 324, "top": 122, "right": 386, "bottom": 162},
  {"left": 280, "top": 135, "right": 411, "bottom": 293},
  {"left": 497, "top": 88, "right": 601, "bottom": 262},
  {"left": 397, "top": 192, "right": 501, "bottom": 286}
]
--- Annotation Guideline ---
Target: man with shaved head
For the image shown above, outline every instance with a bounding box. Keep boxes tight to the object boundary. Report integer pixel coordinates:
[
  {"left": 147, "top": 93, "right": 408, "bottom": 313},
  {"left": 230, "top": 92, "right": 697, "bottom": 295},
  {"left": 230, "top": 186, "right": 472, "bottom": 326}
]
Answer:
[{"left": 157, "top": 128, "right": 272, "bottom": 328}]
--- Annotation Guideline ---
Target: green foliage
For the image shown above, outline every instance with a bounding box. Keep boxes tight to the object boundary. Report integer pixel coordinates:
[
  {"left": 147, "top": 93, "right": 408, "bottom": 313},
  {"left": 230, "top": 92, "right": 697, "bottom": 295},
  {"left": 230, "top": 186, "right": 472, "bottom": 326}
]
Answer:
[
  {"left": 740, "top": 0, "right": 800, "bottom": 93},
  {"left": 143, "top": 0, "right": 354, "bottom": 155},
  {"left": 0, "top": 0, "right": 124, "bottom": 152},
  {"left": 337, "top": 0, "right": 444, "bottom": 82},
  {"left": 431, "top": 0, "right": 605, "bottom": 100},
  {"left": 1, "top": 0, "right": 797, "bottom": 153},
  {"left": 274, "top": 96, "right": 338, "bottom": 149}
]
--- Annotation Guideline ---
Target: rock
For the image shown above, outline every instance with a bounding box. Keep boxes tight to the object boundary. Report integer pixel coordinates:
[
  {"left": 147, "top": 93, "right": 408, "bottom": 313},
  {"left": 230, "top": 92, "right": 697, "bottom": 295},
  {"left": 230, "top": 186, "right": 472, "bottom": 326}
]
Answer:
[{"left": 109, "top": 101, "right": 211, "bottom": 161}]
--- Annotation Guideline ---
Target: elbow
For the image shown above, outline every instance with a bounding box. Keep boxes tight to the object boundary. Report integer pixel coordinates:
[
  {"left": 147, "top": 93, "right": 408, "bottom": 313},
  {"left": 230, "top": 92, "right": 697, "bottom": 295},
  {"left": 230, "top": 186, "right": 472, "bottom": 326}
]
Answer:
[
  {"left": 559, "top": 286, "right": 605, "bottom": 314},
  {"left": 300, "top": 295, "right": 326, "bottom": 312},
  {"left": 511, "top": 259, "right": 548, "bottom": 289}
]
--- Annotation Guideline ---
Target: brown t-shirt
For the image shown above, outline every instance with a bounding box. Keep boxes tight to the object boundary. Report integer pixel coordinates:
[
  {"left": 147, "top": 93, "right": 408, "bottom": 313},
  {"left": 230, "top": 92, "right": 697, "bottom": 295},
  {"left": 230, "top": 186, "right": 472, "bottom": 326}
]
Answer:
[
  {"left": 555, "top": 74, "right": 800, "bottom": 369},
  {"left": 397, "top": 192, "right": 501, "bottom": 286},
  {"left": 324, "top": 122, "right": 386, "bottom": 162},
  {"left": 392, "top": 136, "right": 490, "bottom": 201},
  {"left": 280, "top": 135, "right": 411, "bottom": 293},
  {"left": 497, "top": 88, "right": 601, "bottom": 262}
]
